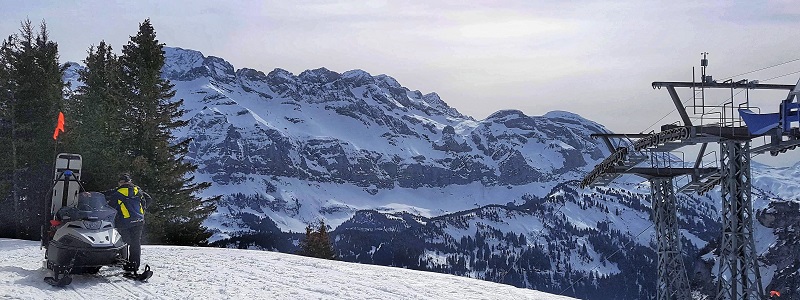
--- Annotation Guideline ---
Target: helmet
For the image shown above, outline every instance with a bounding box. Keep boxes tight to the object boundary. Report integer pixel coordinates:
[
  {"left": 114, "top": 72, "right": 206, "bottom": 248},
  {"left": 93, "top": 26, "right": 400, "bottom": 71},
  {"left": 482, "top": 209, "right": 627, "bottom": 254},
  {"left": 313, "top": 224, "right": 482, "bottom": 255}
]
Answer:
[{"left": 118, "top": 173, "right": 132, "bottom": 183}]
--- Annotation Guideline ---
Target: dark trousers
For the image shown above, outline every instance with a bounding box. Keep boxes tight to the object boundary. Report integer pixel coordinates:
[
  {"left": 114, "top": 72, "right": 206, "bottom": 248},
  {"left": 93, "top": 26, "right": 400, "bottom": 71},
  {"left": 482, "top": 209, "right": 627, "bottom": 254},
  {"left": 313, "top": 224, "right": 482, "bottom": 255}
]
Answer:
[{"left": 118, "top": 223, "right": 143, "bottom": 272}]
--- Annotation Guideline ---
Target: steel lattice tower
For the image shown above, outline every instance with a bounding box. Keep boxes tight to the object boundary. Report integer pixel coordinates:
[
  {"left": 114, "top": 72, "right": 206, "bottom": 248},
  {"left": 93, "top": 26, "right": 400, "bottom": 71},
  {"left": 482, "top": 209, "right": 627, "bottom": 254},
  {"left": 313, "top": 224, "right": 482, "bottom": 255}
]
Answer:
[
  {"left": 715, "top": 141, "right": 763, "bottom": 300},
  {"left": 651, "top": 177, "right": 691, "bottom": 300}
]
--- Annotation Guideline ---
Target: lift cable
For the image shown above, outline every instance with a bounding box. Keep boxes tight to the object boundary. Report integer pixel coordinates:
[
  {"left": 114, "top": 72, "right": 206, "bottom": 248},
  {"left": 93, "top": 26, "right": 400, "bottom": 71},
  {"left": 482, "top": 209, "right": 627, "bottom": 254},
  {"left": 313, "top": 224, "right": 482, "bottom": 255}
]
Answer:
[
  {"left": 720, "top": 57, "right": 800, "bottom": 81},
  {"left": 762, "top": 70, "right": 800, "bottom": 82}
]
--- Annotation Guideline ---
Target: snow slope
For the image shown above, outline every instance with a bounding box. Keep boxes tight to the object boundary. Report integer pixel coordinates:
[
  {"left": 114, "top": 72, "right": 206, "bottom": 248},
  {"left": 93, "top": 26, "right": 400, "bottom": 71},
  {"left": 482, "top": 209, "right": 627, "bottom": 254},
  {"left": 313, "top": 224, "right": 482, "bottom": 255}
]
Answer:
[{"left": 0, "top": 239, "right": 576, "bottom": 300}]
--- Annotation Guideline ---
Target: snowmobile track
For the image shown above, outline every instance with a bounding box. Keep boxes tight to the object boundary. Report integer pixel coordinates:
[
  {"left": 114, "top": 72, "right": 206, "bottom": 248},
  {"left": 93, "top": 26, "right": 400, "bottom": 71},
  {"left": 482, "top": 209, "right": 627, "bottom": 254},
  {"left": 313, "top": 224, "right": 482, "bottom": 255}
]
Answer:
[
  {"left": 108, "top": 277, "right": 156, "bottom": 299},
  {"left": 65, "top": 284, "right": 88, "bottom": 300},
  {"left": 92, "top": 269, "right": 157, "bottom": 299}
]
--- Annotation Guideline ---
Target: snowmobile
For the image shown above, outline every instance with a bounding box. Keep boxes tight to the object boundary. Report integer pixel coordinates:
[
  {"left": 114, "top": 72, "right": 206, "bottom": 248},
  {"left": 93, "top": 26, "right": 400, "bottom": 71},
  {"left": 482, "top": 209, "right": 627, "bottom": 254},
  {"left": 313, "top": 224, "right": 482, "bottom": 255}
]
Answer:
[{"left": 42, "top": 153, "right": 152, "bottom": 286}]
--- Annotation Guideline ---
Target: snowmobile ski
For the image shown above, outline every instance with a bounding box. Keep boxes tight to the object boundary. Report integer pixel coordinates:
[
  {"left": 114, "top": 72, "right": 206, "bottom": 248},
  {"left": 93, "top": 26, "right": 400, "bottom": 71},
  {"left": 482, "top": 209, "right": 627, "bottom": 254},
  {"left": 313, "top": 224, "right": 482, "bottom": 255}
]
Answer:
[
  {"left": 44, "top": 274, "right": 72, "bottom": 287},
  {"left": 123, "top": 265, "right": 153, "bottom": 282}
]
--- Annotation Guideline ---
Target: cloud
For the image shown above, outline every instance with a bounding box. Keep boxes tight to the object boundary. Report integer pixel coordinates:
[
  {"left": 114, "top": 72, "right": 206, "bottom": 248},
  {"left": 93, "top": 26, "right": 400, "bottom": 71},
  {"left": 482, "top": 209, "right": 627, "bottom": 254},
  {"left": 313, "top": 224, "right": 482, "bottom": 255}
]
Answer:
[
  {"left": 3, "top": 0, "right": 800, "bottom": 167},
  {"left": 454, "top": 18, "right": 577, "bottom": 39}
]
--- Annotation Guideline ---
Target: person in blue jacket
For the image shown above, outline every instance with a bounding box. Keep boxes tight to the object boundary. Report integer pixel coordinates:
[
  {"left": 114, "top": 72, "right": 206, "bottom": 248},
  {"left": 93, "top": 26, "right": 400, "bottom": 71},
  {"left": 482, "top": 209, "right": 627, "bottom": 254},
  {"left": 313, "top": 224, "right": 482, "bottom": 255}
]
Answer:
[{"left": 104, "top": 173, "right": 152, "bottom": 277}]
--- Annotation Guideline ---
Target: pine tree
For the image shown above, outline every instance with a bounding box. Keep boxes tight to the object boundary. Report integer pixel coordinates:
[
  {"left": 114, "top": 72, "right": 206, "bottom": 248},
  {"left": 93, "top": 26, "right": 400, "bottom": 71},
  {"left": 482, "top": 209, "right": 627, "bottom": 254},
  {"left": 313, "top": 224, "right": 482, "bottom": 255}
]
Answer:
[
  {"left": 118, "top": 19, "right": 217, "bottom": 245},
  {"left": 299, "top": 219, "right": 336, "bottom": 260},
  {"left": 65, "top": 41, "right": 127, "bottom": 191},
  {"left": 299, "top": 224, "right": 315, "bottom": 255},
  {"left": 0, "top": 20, "right": 64, "bottom": 239},
  {"left": 314, "top": 219, "right": 336, "bottom": 259},
  {"left": 0, "top": 37, "right": 13, "bottom": 236}
]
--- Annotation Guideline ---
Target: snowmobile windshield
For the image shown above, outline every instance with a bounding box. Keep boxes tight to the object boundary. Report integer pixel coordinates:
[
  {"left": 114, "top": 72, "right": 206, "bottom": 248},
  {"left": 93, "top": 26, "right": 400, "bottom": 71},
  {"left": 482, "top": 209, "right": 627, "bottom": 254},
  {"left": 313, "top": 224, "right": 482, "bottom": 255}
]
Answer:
[
  {"left": 57, "top": 192, "right": 116, "bottom": 223},
  {"left": 76, "top": 192, "right": 109, "bottom": 211}
]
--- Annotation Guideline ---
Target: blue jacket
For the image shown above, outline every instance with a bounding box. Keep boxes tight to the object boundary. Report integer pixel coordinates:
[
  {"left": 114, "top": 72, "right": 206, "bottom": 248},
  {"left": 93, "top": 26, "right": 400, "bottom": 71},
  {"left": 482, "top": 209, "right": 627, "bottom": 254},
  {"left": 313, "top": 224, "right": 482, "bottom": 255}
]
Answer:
[{"left": 106, "top": 184, "right": 148, "bottom": 228}]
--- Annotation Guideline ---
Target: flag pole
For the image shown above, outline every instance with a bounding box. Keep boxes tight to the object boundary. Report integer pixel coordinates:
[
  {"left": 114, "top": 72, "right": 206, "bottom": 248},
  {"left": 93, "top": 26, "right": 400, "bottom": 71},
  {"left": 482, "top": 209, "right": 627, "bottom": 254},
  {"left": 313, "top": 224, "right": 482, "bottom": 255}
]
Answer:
[
  {"left": 52, "top": 111, "right": 65, "bottom": 157},
  {"left": 45, "top": 112, "right": 65, "bottom": 242}
]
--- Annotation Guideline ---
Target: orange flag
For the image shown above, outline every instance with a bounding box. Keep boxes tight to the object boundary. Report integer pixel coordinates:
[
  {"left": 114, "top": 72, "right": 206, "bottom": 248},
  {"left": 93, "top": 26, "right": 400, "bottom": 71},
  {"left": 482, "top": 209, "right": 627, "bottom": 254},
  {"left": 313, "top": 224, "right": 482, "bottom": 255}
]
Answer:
[
  {"left": 770, "top": 290, "right": 781, "bottom": 297},
  {"left": 52, "top": 112, "right": 65, "bottom": 140}
]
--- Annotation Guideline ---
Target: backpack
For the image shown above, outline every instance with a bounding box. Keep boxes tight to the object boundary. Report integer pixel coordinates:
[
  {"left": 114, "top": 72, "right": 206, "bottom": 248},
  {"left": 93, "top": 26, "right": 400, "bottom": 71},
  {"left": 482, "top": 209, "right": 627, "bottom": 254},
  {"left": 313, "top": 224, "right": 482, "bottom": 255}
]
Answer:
[{"left": 112, "top": 185, "right": 145, "bottom": 228}]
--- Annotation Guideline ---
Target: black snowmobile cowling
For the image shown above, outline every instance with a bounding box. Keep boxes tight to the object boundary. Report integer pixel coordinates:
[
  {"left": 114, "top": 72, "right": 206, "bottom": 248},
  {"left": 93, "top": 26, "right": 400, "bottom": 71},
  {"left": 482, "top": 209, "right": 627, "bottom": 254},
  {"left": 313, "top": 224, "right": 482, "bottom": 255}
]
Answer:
[
  {"left": 47, "top": 192, "right": 126, "bottom": 265},
  {"left": 45, "top": 192, "right": 129, "bottom": 286}
]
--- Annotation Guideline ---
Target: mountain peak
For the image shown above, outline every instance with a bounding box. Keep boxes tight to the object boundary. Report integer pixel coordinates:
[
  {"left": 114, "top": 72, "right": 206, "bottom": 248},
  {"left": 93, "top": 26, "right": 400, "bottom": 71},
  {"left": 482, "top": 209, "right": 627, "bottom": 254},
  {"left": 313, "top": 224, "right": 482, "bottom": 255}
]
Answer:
[
  {"left": 342, "top": 69, "right": 371, "bottom": 78},
  {"left": 298, "top": 67, "right": 340, "bottom": 83},
  {"left": 544, "top": 110, "right": 584, "bottom": 120},
  {"left": 421, "top": 92, "right": 470, "bottom": 120},
  {"left": 205, "top": 56, "right": 236, "bottom": 83},
  {"left": 63, "top": 61, "right": 81, "bottom": 69},
  {"left": 267, "top": 68, "right": 295, "bottom": 79},
  {"left": 341, "top": 69, "right": 375, "bottom": 86},
  {"left": 374, "top": 74, "right": 401, "bottom": 88},
  {"left": 161, "top": 47, "right": 236, "bottom": 83},
  {"left": 162, "top": 47, "right": 206, "bottom": 80},
  {"left": 235, "top": 68, "right": 268, "bottom": 82},
  {"left": 62, "top": 61, "right": 84, "bottom": 91},
  {"left": 486, "top": 109, "right": 528, "bottom": 121},
  {"left": 544, "top": 110, "right": 608, "bottom": 133}
]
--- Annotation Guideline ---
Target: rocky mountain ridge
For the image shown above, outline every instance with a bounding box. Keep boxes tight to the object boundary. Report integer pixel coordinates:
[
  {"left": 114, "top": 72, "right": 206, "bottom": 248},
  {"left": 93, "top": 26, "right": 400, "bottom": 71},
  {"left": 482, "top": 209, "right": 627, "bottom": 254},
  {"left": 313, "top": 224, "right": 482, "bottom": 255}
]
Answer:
[{"left": 62, "top": 47, "right": 800, "bottom": 299}]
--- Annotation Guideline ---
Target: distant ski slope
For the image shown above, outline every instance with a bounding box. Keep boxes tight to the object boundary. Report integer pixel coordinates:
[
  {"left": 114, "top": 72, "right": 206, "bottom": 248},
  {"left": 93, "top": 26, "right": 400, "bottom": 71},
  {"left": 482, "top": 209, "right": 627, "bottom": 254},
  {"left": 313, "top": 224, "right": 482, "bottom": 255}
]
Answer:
[{"left": 0, "top": 239, "right": 576, "bottom": 300}]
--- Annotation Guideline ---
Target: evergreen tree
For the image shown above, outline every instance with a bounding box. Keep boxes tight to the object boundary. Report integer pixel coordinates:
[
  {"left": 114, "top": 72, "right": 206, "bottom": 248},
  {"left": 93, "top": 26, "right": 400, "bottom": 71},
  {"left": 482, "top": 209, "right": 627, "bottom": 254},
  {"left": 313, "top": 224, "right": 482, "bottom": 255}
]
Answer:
[
  {"left": 118, "top": 19, "right": 216, "bottom": 245},
  {"left": 299, "top": 219, "right": 336, "bottom": 260},
  {"left": 299, "top": 225, "right": 314, "bottom": 256},
  {"left": 0, "top": 37, "right": 13, "bottom": 236},
  {"left": 0, "top": 20, "right": 64, "bottom": 239},
  {"left": 65, "top": 41, "right": 127, "bottom": 191}
]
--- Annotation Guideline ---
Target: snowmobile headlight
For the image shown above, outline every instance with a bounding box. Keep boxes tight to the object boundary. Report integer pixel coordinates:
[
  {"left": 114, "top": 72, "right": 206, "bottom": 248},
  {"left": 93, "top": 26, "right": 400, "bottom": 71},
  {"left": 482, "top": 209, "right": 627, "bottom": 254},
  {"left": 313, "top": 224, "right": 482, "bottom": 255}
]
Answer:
[{"left": 83, "top": 220, "right": 102, "bottom": 230}]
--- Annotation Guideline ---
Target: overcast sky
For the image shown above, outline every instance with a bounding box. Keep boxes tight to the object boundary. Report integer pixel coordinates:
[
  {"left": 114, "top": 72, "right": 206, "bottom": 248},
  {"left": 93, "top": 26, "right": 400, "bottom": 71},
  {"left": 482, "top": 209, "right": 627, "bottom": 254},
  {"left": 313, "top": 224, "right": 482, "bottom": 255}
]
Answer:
[{"left": 3, "top": 1, "right": 800, "bottom": 166}]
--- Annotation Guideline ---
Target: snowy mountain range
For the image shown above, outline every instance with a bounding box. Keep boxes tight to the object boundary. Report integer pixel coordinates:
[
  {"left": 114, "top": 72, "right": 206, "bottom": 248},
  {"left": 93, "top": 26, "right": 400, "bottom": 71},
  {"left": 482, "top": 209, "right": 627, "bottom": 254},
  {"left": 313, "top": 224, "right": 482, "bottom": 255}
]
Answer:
[
  {"left": 63, "top": 47, "right": 800, "bottom": 299},
  {"left": 0, "top": 238, "right": 575, "bottom": 300}
]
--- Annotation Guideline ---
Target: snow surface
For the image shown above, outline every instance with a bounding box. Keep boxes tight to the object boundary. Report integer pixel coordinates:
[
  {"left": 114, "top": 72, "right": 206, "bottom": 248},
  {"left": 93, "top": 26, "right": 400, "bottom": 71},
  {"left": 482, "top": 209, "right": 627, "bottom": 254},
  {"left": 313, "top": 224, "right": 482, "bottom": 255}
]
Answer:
[{"left": 0, "top": 239, "right": 577, "bottom": 300}]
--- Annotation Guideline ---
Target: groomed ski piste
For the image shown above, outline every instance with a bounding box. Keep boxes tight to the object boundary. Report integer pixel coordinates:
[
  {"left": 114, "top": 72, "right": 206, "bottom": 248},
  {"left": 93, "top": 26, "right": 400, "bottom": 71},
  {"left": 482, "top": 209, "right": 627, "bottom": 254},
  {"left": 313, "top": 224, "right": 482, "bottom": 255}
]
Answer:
[{"left": 0, "top": 239, "right": 576, "bottom": 300}]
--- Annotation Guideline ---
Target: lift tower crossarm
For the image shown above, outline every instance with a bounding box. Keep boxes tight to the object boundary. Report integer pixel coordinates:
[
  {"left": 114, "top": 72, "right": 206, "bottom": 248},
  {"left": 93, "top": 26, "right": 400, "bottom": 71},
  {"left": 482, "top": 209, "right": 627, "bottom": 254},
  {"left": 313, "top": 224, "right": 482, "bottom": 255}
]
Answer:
[
  {"left": 652, "top": 81, "right": 795, "bottom": 129},
  {"left": 591, "top": 133, "right": 652, "bottom": 138},
  {"left": 618, "top": 167, "right": 716, "bottom": 178},
  {"left": 652, "top": 81, "right": 795, "bottom": 90}
]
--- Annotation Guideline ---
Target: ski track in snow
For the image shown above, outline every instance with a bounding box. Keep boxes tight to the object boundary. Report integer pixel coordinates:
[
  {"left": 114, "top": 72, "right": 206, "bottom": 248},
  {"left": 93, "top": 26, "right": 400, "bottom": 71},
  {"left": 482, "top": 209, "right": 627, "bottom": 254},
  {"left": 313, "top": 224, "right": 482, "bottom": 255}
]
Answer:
[{"left": 0, "top": 239, "right": 576, "bottom": 300}]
